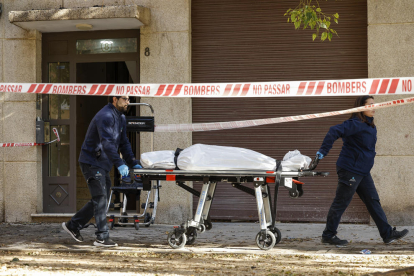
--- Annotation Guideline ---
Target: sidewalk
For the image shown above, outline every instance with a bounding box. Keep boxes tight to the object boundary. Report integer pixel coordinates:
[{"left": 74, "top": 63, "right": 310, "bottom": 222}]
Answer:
[{"left": 0, "top": 222, "right": 413, "bottom": 255}]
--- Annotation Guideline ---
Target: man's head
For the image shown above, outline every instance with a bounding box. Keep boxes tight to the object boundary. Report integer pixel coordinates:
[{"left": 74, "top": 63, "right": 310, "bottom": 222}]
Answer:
[{"left": 109, "top": 96, "right": 130, "bottom": 113}]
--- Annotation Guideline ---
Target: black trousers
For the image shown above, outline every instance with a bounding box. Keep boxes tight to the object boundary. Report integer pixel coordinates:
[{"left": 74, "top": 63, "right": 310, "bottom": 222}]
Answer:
[
  {"left": 68, "top": 162, "right": 112, "bottom": 240},
  {"left": 322, "top": 166, "right": 392, "bottom": 241}
]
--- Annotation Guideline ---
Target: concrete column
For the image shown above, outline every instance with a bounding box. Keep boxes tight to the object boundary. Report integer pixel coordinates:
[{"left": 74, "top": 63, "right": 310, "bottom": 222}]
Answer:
[
  {"left": 132, "top": 0, "right": 193, "bottom": 224},
  {"left": 368, "top": 0, "right": 414, "bottom": 225},
  {"left": 0, "top": 0, "right": 47, "bottom": 222},
  {"left": 0, "top": 12, "right": 4, "bottom": 222}
]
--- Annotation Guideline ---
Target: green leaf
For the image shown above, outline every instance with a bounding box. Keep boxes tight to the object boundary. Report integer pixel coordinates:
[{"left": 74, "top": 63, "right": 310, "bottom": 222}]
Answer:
[{"left": 284, "top": 3, "right": 340, "bottom": 41}]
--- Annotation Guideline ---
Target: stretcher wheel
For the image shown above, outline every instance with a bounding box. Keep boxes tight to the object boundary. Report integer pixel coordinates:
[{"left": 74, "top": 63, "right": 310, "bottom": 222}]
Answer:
[
  {"left": 109, "top": 216, "right": 115, "bottom": 230},
  {"left": 167, "top": 231, "right": 187, "bottom": 249},
  {"left": 289, "top": 191, "right": 299, "bottom": 198},
  {"left": 271, "top": 228, "right": 282, "bottom": 244},
  {"left": 185, "top": 228, "right": 197, "bottom": 245},
  {"left": 205, "top": 221, "right": 212, "bottom": 231},
  {"left": 109, "top": 220, "right": 115, "bottom": 230},
  {"left": 120, "top": 212, "right": 128, "bottom": 223},
  {"left": 297, "top": 184, "right": 304, "bottom": 197},
  {"left": 134, "top": 221, "right": 140, "bottom": 230},
  {"left": 198, "top": 224, "right": 206, "bottom": 233},
  {"left": 255, "top": 231, "right": 276, "bottom": 251},
  {"left": 144, "top": 213, "right": 151, "bottom": 227}
]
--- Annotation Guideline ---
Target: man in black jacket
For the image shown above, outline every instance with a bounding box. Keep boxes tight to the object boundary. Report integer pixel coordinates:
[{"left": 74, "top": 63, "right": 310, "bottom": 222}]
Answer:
[{"left": 62, "top": 95, "right": 141, "bottom": 247}]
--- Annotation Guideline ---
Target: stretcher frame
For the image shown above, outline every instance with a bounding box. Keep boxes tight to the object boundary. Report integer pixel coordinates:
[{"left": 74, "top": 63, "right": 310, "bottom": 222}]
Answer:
[
  {"left": 106, "top": 103, "right": 159, "bottom": 230},
  {"left": 134, "top": 158, "right": 328, "bottom": 250}
]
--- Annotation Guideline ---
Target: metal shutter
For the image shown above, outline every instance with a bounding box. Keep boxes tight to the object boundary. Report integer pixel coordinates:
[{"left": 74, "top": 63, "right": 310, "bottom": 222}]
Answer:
[{"left": 191, "top": 0, "right": 369, "bottom": 222}]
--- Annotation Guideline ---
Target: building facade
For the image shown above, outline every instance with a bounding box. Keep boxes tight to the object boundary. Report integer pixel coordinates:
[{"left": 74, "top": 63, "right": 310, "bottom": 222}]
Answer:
[{"left": 0, "top": 0, "right": 413, "bottom": 226}]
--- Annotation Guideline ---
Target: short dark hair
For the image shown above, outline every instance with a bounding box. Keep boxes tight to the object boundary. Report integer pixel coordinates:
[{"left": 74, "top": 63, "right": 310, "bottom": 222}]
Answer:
[{"left": 108, "top": 96, "right": 121, "bottom": 103}]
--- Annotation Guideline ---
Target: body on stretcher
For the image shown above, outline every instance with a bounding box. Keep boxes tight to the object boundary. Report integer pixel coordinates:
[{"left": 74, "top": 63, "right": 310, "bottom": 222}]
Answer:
[{"left": 134, "top": 156, "right": 328, "bottom": 251}]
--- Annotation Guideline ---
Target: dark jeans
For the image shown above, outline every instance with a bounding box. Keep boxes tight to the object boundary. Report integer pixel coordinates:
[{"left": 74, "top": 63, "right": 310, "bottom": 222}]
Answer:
[
  {"left": 322, "top": 166, "right": 392, "bottom": 241},
  {"left": 67, "top": 162, "right": 112, "bottom": 240}
]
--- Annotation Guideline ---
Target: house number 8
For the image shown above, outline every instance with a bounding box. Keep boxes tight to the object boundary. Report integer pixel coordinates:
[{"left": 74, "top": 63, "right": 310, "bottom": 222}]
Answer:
[{"left": 145, "top": 47, "right": 150, "bottom": 56}]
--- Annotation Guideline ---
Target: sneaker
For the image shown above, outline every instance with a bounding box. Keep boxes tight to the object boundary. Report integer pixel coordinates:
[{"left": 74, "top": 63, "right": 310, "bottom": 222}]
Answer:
[
  {"left": 93, "top": 238, "right": 118, "bottom": 247},
  {"left": 62, "top": 222, "right": 84, "bottom": 242},
  {"left": 384, "top": 227, "right": 409, "bottom": 244},
  {"left": 321, "top": 235, "right": 348, "bottom": 247}
]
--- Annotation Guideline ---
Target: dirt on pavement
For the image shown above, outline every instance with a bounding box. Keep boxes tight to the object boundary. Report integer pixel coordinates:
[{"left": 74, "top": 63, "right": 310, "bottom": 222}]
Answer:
[{"left": 1, "top": 222, "right": 414, "bottom": 276}]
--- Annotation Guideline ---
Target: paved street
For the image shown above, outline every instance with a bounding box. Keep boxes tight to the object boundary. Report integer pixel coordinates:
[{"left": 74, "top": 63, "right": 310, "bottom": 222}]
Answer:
[{"left": 0, "top": 222, "right": 413, "bottom": 275}]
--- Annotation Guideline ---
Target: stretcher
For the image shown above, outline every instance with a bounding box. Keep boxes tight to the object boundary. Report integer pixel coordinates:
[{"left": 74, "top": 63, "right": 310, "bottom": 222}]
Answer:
[
  {"left": 105, "top": 176, "right": 160, "bottom": 230},
  {"left": 133, "top": 156, "right": 329, "bottom": 250},
  {"left": 105, "top": 102, "right": 159, "bottom": 230}
]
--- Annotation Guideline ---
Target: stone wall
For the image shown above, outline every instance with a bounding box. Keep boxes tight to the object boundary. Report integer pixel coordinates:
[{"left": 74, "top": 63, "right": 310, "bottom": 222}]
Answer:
[
  {"left": 0, "top": 0, "right": 47, "bottom": 222},
  {"left": 368, "top": 0, "right": 414, "bottom": 225},
  {"left": 137, "top": 0, "right": 193, "bottom": 224}
]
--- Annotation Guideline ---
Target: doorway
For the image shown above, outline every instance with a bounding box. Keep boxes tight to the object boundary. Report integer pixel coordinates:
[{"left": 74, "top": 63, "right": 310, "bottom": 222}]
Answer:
[
  {"left": 42, "top": 30, "right": 140, "bottom": 213},
  {"left": 75, "top": 62, "right": 139, "bottom": 211}
]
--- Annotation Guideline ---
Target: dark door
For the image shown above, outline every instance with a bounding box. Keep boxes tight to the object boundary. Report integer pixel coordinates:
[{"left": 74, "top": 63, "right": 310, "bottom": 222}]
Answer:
[
  {"left": 42, "top": 30, "right": 140, "bottom": 213},
  {"left": 76, "top": 62, "right": 139, "bottom": 211},
  {"left": 41, "top": 63, "right": 76, "bottom": 213}
]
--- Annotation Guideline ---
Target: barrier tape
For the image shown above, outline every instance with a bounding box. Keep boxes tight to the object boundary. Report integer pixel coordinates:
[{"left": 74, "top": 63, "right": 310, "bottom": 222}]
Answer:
[
  {"left": 154, "top": 97, "right": 414, "bottom": 132},
  {"left": 0, "top": 77, "right": 413, "bottom": 97},
  {"left": 0, "top": 127, "right": 60, "bottom": 147}
]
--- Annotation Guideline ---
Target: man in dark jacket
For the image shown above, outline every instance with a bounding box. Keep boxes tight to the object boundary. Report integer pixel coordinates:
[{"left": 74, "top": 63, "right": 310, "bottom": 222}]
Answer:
[{"left": 62, "top": 95, "right": 141, "bottom": 247}]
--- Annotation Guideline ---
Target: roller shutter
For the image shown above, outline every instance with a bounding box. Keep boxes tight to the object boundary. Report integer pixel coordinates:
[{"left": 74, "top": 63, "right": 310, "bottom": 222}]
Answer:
[{"left": 191, "top": 0, "right": 369, "bottom": 222}]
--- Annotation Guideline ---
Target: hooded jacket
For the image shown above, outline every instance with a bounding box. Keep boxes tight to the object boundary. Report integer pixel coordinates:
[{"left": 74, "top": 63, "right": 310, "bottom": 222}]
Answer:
[
  {"left": 78, "top": 103, "right": 138, "bottom": 172},
  {"left": 318, "top": 116, "right": 377, "bottom": 176}
]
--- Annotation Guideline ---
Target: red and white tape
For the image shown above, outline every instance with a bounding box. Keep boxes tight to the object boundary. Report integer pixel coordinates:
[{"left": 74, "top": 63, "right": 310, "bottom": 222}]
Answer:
[
  {"left": 0, "top": 77, "right": 413, "bottom": 97},
  {"left": 0, "top": 127, "right": 60, "bottom": 147},
  {"left": 154, "top": 97, "right": 414, "bottom": 132}
]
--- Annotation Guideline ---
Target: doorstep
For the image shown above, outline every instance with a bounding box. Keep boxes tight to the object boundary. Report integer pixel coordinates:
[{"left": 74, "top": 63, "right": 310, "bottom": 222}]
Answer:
[
  {"left": 31, "top": 213, "right": 76, "bottom": 223},
  {"left": 30, "top": 212, "right": 129, "bottom": 223}
]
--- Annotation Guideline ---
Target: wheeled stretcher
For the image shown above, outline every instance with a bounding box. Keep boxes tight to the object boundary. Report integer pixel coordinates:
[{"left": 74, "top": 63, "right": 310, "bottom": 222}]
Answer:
[
  {"left": 134, "top": 157, "right": 329, "bottom": 250},
  {"left": 105, "top": 175, "right": 160, "bottom": 230},
  {"left": 105, "top": 102, "right": 160, "bottom": 230}
]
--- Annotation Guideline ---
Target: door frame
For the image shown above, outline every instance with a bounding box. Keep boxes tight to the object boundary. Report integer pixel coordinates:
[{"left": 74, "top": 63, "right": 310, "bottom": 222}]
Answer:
[{"left": 42, "top": 30, "right": 140, "bottom": 213}]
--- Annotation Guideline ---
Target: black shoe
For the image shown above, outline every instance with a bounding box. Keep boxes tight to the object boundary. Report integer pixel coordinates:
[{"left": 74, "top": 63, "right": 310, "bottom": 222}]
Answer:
[
  {"left": 93, "top": 238, "right": 118, "bottom": 247},
  {"left": 384, "top": 228, "right": 409, "bottom": 244},
  {"left": 321, "top": 235, "right": 348, "bottom": 247},
  {"left": 62, "top": 222, "right": 83, "bottom": 242}
]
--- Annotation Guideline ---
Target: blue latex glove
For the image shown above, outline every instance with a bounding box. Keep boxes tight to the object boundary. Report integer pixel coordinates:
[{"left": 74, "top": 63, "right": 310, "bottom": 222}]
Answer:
[
  {"left": 133, "top": 164, "right": 142, "bottom": 169},
  {"left": 117, "top": 164, "right": 129, "bottom": 177},
  {"left": 316, "top": 151, "right": 324, "bottom": 160}
]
